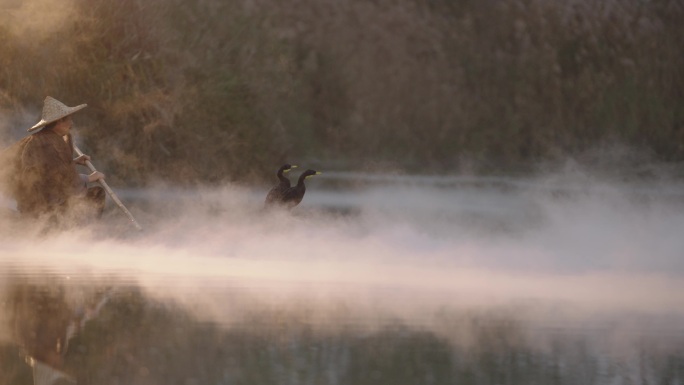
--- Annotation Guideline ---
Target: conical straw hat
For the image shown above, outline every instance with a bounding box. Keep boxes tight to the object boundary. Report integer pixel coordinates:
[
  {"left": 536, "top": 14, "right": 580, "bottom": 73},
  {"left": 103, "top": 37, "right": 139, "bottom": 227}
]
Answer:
[{"left": 28, "top": 96, "right": 87, "bottom": 132}]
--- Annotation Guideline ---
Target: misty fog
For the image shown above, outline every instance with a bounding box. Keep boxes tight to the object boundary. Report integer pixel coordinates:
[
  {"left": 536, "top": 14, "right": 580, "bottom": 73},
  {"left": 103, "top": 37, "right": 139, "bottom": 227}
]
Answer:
[
  {"left": 2, "top": 167, "right": 684, "bottom": 331},
  {"left": 2, "top": 0, "right": 684, "bottom": 382}
]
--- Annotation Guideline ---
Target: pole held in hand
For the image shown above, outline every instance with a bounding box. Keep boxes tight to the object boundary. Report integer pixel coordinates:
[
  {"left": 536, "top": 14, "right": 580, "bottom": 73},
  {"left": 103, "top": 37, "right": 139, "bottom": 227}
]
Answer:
[{"left": 73, "top": 145, "right": 143, "bottom": 231}]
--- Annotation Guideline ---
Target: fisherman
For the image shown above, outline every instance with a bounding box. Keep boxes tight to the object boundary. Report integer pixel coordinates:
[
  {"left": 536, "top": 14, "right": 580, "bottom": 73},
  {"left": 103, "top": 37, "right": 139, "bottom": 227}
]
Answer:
[{"left": 4, "top": 96, "right": 106, "bottom": 226}]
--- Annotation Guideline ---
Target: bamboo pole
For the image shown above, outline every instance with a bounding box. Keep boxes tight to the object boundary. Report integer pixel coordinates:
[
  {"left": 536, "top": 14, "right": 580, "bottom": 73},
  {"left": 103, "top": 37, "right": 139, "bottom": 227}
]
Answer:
[{"left": 73, "top": 145, "right": 143, "bottom": 231}]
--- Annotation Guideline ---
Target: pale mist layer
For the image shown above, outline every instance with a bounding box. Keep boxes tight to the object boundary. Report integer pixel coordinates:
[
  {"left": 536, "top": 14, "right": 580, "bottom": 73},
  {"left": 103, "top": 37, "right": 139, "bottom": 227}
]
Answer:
[{"left": 1, "top": 168, "right": 683, "bottom": 347}]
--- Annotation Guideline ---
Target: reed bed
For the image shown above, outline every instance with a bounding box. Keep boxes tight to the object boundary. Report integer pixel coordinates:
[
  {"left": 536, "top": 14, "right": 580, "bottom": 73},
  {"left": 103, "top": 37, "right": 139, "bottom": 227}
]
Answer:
[{"left": 0, "top": 0, "right": 682, "bottom": 184}]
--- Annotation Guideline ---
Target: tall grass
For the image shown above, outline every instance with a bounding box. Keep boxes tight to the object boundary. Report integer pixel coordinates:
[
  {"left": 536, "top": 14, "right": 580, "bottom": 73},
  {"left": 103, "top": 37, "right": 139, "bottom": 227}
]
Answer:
[{"left": 0, "top": 0, "right": 682, "bottom": 184}]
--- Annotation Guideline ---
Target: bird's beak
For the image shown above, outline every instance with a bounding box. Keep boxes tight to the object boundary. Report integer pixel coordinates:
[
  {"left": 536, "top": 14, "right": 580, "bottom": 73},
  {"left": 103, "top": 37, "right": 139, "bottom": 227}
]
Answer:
[{"left": 316, "top": 171, "right": 322, "bottom": 175}]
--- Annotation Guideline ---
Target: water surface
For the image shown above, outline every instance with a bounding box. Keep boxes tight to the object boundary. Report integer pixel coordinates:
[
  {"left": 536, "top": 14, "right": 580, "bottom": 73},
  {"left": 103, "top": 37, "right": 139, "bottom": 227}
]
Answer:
[{"left": 2, "top": 173, "right": 684, "bottom": 384}]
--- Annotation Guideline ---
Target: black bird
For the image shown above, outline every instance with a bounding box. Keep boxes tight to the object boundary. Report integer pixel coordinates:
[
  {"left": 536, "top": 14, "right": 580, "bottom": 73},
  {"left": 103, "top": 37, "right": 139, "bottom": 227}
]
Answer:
[
  {"left": 280, "top": 169, "right": 322, "bottom": 209},
  {"left": 265, "top": 164, "right": 297, "bottom": 206}
]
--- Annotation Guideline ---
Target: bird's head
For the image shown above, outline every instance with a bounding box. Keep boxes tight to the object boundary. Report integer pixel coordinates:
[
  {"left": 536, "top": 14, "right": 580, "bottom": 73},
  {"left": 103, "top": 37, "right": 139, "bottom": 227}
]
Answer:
[
  {"left": 302, "top": 169, "right": 322, "bottom": 179},
  {"left": 280, "top": 164, "right": 298, "bottom": 173}
]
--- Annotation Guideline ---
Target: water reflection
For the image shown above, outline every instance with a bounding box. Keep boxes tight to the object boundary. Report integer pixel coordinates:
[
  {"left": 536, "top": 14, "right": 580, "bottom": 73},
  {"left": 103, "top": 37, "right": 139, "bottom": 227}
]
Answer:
[
  {"left": 2, "top": 274, "right": 683, "bottom": 385},
  {"left": 1, "top": 174, "right": 684, "bottom": 384}
]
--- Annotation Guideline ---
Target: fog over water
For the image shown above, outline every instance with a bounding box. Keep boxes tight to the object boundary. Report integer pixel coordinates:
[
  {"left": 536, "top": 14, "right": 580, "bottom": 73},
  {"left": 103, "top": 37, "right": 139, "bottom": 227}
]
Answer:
[
  {"left": 1, "top": 0, "right": 683, "bottom": 381},
  {"left": 1, "top": 169, "right": 684, "bottom": 384},
  {"left": 2, "top": 169, "right": 684, "bottom": 321}
]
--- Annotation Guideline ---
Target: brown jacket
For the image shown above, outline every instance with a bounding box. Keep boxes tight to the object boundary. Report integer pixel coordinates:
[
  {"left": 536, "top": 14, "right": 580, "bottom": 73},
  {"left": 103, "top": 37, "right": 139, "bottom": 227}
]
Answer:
[{"left": 10, "top": 130, "right": 86, "bottom": 216}]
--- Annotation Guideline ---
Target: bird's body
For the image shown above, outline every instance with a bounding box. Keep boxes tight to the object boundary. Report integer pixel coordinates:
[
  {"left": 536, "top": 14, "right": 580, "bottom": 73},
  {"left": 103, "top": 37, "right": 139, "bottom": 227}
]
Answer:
[
  {"left": 265, "top": 164, "right": 297, "bottom": 206},
  {"left": 279, "top": 169, "right": 321, "bottom": 209}
]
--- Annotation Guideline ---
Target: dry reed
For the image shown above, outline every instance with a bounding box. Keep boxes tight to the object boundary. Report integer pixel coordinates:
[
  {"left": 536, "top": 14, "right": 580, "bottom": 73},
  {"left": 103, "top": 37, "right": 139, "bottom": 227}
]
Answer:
[{"left": 0, "top": 0, "right": 682, "bottom": 184}]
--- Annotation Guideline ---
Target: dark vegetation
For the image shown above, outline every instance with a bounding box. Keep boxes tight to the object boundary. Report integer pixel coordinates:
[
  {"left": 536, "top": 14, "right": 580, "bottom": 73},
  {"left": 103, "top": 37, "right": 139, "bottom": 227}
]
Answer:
[{"left": 0, "top": 0, "right": 682, "bottom": 185}]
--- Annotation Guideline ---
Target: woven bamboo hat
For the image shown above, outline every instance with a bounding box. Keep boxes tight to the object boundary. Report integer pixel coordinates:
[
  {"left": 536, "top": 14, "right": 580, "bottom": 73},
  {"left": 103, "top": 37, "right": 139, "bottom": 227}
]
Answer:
[{"left": 28, "top": 96, "right": 87, "bottom": 132}]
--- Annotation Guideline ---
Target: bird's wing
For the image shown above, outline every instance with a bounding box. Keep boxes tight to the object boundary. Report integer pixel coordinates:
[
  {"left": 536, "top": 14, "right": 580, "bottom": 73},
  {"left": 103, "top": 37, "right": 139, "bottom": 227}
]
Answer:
[
  {"left": 281, "top": 186, "right": 304, "bottom": 206},
  {"left": 265, "top": 187, "right": 282, "bottom": 204}
]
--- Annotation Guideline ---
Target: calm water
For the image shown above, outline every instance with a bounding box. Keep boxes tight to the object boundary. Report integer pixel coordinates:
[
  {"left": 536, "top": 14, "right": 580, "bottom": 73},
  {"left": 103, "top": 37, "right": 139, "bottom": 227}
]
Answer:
[{"left": 2, "top": 173, "right": 684, "bottom": 384}]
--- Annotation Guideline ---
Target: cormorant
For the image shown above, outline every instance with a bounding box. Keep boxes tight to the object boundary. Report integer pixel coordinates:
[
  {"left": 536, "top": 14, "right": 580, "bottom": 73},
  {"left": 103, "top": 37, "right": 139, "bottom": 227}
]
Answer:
[
  {"left": 265, "top": 164, "right": 297, "bottom": 206},
  {"left": 279, "top": 169, "right": 321, "bottom": 209}
]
